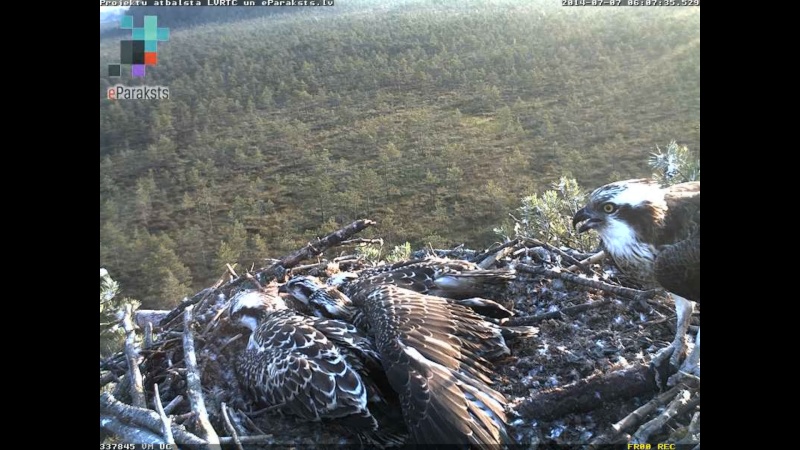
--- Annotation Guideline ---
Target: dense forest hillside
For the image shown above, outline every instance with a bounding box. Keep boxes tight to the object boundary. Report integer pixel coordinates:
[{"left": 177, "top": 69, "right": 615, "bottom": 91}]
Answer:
[{"left": 99, "top": 0, "right": 700, "bottom": 308}]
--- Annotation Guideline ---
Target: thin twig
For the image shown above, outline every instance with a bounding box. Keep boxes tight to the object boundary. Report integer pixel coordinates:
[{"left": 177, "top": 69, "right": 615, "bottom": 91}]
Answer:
[
  {"left": 246, "top": 273, "right": 264, "bottom": 290},
  {"left": 516, "top": 263, "right": 656, "bottom": 301},
  {"left": 226, "top": 263, "right": 239, "bottom": 279},
  {"left": 476, "top": 239, "right": 520, "bottom": 269},
  {"left": 521, "top": 238, "right": 593, "bottom": 274},
  {"left": 182, "top": 306, "right": 220, "bottom": 446},
  {"left": 221, "top": 402, "right": 245, "bottom": 450},
  {"left": 508, "top": 299, "right": 612, "bottom": 326},
  {"left": 340, "top": 238, "right": 384, "bottom": 246},
  {"left": 153, "top": 384, "right": 175, "bottom": 445},
  {"left": 567, "top": 250, "right": 606, "bottom": 272},
  {"left": 472, "top": 239, "right": 519, "bottom": 266},
  {"left": 218, "top": 334, "right": 244, "bottom": 352},
  {"left": 122, "top": 304, "right": 146, "bottom": 408},
  {"left": 289, "top": 261, "right": 331, "bottom": 273}
]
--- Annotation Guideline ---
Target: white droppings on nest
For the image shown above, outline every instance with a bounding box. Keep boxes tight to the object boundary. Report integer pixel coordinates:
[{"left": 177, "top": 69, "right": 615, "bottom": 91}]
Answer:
[
  {"left": 549, "top": 422, "right": 566, "bottom": 438},
  {"left": 538, "top": 341, "right": 549, "bottom": 355},
  {"left": 639, "top": 313, "right": 648, "bottom": 322},
  {"left": 613, "top": 315, "right": 626, "bottom": 325}
]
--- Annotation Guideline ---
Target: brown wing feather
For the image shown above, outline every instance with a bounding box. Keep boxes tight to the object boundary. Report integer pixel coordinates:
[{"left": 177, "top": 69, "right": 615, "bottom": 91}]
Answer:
[
  {"left": 658, "top": 181, "right": 700, "bottom": 246},
  {"left": 358, "top": 285, "right": 510, "bottom": 445},
  {"left": 654, "top": 182, "right": 700, "bottom": 301},
  {"left": 655, "top": 225, "right": 700, "bottom": 302}
]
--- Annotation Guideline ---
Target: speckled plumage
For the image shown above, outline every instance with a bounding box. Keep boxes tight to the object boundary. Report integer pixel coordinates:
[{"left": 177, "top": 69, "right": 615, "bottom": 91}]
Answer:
[
  {"left": 335, "top": 258, "right": 517, "bottom": 320},
  {"left": 285, "top": 273, "right": 534, "bottom": 446},
  {"left": 228, "top": 290, "right": 384, "bottom": 433}
]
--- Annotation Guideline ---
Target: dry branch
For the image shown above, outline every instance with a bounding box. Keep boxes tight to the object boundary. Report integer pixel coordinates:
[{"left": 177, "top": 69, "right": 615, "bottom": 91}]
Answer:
[
  {"left": 122, "top": 304, "right": 146, "bottom": 408},
  {"left": 163, "top": 395, "right": 184, "bottom": 415},
  {"left": 475, "top": 239, "right": 520, "bottom": 269},
  {"left": 521, "top": 238, "right": 592, "bottom": 274},
  {"left": 159, "top": 287, "right": 218, "bottom": 327},
  {"left": 517, "top": 363, "right": 657, "bottom": 421},
  {"left": 516, "top": 263, "right": 657, "bottom": 301},
  {"left": 100, "top": 413, "right": 166, "bottom": 445},
  {"left": 100, "top": 371, "right": 118, "bottom": 388},
  {"left": 340, "top": 238, "right": 384, "bottom": 246},
  {"left": 567, "top": 250, "right": 606, "bottom": 272},
  {"left": 182, "top": 305, "right": 220, "bottom": 446},
  {"left": 265, "top": 219, "right": 377, "bottom": 278},
  {"left": 100, "top": 392, "right": 206, "bottom": 445},
  {"left": 220, "top": 435, "right": 275, "bottom": 444},
  {"left": 591, "top": 380, "right": 698, "bottom": 445},
  {"left": 479, "top": 245, "right": 517, "bottom": 269},
  {"left": 221, "top": 402, "right": 244, "bottom": 450},
  {"left": 153, "top": 384, "right": 175, "bottom": 445},
  {"left": 632, "top": 389, "right": 700, "bottom": 444}
]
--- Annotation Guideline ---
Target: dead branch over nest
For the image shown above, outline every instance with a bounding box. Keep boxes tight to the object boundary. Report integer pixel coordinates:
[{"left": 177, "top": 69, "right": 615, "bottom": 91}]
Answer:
[{"left": 100, "top": 221, "right": 698, "bottom": 447}]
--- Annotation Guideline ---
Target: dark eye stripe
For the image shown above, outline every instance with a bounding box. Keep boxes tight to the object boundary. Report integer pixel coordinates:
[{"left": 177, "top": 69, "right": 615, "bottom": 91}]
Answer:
[{"left": 233, "top": 306, "right": 262, "bottom": 318}]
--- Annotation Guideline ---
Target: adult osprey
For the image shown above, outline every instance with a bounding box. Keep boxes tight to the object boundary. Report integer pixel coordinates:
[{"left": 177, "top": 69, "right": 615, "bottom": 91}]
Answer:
[
  {"left": 282, "top": 274, "right": 526, "bottom": 446},
  {"left": 572, "top": 178, "right": 700, "bottom": 379},
  {"left": 228, "top": 289, "right": 392, "bottom": 442}
]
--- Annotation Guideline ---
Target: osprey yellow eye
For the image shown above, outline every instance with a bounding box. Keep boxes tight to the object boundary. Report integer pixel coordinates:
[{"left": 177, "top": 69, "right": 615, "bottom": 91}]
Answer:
[{"left": 602, "top": 203, "right": 616, "bottom": 214}]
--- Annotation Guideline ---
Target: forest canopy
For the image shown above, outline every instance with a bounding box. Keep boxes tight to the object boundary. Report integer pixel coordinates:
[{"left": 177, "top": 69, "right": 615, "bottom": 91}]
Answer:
[{"left": 99, "top": 0, "right": 699, "bottom": 309}]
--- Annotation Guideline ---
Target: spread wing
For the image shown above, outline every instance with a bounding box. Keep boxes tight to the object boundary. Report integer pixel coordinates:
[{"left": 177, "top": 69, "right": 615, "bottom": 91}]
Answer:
[{"left": 360, "top": 285, "right": 510, "bottom": 445}]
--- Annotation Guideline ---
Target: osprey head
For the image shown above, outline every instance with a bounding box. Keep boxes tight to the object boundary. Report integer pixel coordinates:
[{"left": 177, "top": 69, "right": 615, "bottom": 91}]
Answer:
[
  {"left": 280, "top": 276, "right": 320, "bottom": 305},
  {"left": 572, "top": 178, "right": 667, "bottom": 246},
  {"left": 228, "top": 290, "right": 286, "bottom": 331},
  {"left": 282, "top": 276, "right": 353, "bottom": 320}
]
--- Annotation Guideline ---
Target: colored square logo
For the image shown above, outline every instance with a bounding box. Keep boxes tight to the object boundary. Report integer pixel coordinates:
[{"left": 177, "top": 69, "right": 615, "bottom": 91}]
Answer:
[
  {"left": 132, "top": 65, "right": 146, "bottom": 78},
  {"left": 109, "top": 15, "right": 169, "bottom": 78}
]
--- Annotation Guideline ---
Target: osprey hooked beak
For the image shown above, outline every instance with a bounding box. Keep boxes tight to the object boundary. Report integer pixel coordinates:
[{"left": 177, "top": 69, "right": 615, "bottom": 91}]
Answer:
[{"left": 572, "top": 207, "right": 602, "bottom": 234}]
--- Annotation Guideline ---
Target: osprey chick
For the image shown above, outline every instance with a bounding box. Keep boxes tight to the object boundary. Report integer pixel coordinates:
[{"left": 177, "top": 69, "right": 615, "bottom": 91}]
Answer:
[
  {"left": 573, "top": 178, "right": 700, "bottom": 380},
  {"left": 283, "top": 275, "right": 527, "bottom": 446},
  {"left": 228, "top": 290, "right": 387, "bottom": 437}
]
